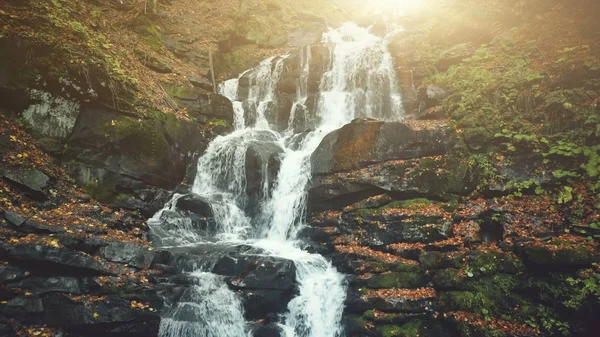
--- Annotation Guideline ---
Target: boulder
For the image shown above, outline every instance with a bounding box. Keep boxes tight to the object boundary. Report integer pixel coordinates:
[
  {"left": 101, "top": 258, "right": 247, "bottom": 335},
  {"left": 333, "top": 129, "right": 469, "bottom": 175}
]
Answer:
[
  {"left": 309, "top": 156, "right": 473, "bottom": 212},
  {"left": 188, "top": 75, "right": 214, "bottom": 92},
  {"left": 3, "top": 210, "right": 27, "bottom": 227},
  {"left": 517, "top": 241, "right": 596, "bottom": 268},
  {"left": 241, "top": 289, "right": 294, "bottom": 320},
  {"left": 311, "top": 119, "right": 455, "bottom": 175},
  {"left": 2, "top": 168, "right": 49, "bottom": 201},
  {"left": 3, "top": 296, "right": 44, "bottom": 317},
  {"left": 63, "top": 104, "right": 218, "bottom": 198},
  {"left": 253, "top": 323, "right": 284, "bottom": 337},
  {"left": 245, "top": 141, "right": 283, "bottom": 209},
  {"left": 98, "top": 242, "right": 154, "bottom": 269},
  {"left": 162, "top": 83, "right": 234, "bottom": 124},
  {"left": 176, "top": 194, "right": 213, "bottom": 217},
  {"left": 213, "top": 255, "right": 296, "bottom": 291}
]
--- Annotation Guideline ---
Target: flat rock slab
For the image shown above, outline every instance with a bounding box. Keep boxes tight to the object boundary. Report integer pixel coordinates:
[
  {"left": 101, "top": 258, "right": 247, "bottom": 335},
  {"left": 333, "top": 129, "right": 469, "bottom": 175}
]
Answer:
[
  {"left": 7, "top": 276, "right": 83, "bottom": 295},
  {"left": 3, "top": 168, "right": 49, "bottom": 200},
  {"left": 42, "top": 293, "right": 160, "bottom": 336},
  {"left": 0, "top": 243, "right": 125, "bottom": 276}
]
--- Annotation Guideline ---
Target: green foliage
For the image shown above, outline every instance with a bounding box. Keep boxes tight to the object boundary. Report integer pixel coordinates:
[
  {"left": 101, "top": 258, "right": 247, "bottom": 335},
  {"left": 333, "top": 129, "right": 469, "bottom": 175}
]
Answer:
[
  {"left": 564, "top": 266, "right": 600, "bottom": 310},
  {"left": 525, "top": 305, "right": 570, "bottom": 336},
  {"left": 503, "top": 179, "right": 543, "bottom": 198}
]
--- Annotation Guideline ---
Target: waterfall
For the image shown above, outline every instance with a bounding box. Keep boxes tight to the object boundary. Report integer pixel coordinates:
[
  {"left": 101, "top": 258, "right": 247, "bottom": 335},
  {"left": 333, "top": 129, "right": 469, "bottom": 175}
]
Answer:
[{"left": 150, "top": 22, "right": 404, "bottom": 337}]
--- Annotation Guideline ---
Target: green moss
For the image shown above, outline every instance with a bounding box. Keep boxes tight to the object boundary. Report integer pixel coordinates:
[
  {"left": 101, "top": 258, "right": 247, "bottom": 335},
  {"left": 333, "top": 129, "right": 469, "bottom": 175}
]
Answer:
[
  {"left": 355, "top": 198, "right": 440, "bottom": 217},
  {"left": 102, "top": 115, "right": 169, "bottom": 161},
  {"left": 207, "top": 118, "right": 230, "bottom": 127},
  {"left": 363, "top": 272, "right": 426, "bottom": 289},
  {"left": 523, "top": 244, "right": 594, "bottom": 267},
  {"left": 419, "top": 251, "right": 443, "bottom": 269},
  {"left": 377, "top": 320, "right": 424, "bottom": 337},
  {"left": 467, "top": 251, "right": 525, "bottom": 275},
  {"left": 439, "top": 291, "right": 499, "bottom": 315}
]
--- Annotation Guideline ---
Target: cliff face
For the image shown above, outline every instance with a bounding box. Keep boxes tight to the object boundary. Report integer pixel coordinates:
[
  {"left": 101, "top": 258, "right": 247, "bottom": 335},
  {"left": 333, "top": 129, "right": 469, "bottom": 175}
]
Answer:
[{"left": 0, "top": 0, "right": 349, "bottom": 207}]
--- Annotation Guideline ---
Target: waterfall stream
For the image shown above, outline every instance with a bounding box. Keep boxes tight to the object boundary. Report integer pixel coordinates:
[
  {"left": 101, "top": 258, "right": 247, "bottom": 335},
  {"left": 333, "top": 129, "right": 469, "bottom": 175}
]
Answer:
[{"left": 150, "top": 23, "right": 404, "bottom": 337}]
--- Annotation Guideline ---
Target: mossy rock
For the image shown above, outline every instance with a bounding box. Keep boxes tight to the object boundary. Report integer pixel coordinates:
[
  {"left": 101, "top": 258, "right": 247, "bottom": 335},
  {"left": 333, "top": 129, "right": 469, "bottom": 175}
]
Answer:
[
  {"left": 432, "top": 269, "right": 464, "bottom": 289},
  {"left": 466, "top": 251, "right": 525, "bottom": 275},
  {"left": 367, "top": 296, "right": 434, "bottom": 313},
  {"left": 419, "top": 251, "right": 443, "bottom": 269},
  {"left": 520, "top": 244, "right": 595, "bottom": 267},
  {"left": 398, "top": 220, "right": 453, "bottom": 244},
  {"left": 392, "top": 261, "right": 421, "bottom": 274},
  {"left": 363, "top": 272, "right": 427, "bottom": 289},
  {"left": 376, "top": 320, "right": 425, "bottom": 337},
  {"left": 362, "top": 310, "right": 425, "bottom": 325},
  {"left": 438, "top": 291, "right": 499, "bottom": 314},
  {"left": 435, "top": 268, "right": 520, "bottom": 294}
]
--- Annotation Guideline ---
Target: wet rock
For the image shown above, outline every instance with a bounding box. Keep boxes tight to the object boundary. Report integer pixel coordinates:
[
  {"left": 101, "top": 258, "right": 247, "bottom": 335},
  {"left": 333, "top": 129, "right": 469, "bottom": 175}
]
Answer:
[
  {"left": 0, "top": 264, "right": 28, "bottom": 284},
  {"left": 7, "top": 276, "right": 82, "bottom": 295},
  {"left": 307, "top": 119, "right": 466, "bottom": 212},
  {"left": 98, "top": 242, "right": 154, "bottom": 269},
  {"left": 213, "top": 255, "right": 296, "bottom": 291},
  {"left": 176, "top": 194, "right": 213, "bottom": 217},
  {"left": 41, "top": 293, "right": 160, "bottom": 336},
  {"left": 2, "top": 168, "right": 49, "bottom": 201},
  {"left": 245, "top": 141, "right": 284, "bottom": 209},
  {"left": 241, "top": 289, "right": 294, "bottom": 320},
  {"left": 110, "top": 196, "right": 148, "bottom": 215},
  {"left": 253, "top": 322, "right": 284, "bottom": 337},
  {"left": 3, "top": 296, "right": 44, "bottom": 316},
  {"left": 0, "top": 243, "right": 125, "bottom": 276}
]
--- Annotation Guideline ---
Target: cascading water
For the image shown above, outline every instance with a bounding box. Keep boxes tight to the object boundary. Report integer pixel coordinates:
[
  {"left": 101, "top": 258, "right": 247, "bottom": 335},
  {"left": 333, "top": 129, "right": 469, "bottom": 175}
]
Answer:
[{"left": 150, "top": 22, "right": 404, "bottom": 337}]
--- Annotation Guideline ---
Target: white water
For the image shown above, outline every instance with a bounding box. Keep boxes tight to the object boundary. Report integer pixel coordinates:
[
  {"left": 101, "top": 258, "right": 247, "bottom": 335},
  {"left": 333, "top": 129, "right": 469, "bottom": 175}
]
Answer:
[{"left": 150, "top": 22, "right": 404, "bottom": 337}]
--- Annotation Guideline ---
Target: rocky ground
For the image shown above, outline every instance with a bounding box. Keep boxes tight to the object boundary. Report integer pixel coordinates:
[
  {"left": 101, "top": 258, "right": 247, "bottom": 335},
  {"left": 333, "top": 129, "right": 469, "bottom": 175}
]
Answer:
[
  {"left": 302, "top": 118, "right": 600, "bottom": 337},
  {"left": 0, "top": 113, "right": 164, "bottom": 337}
]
